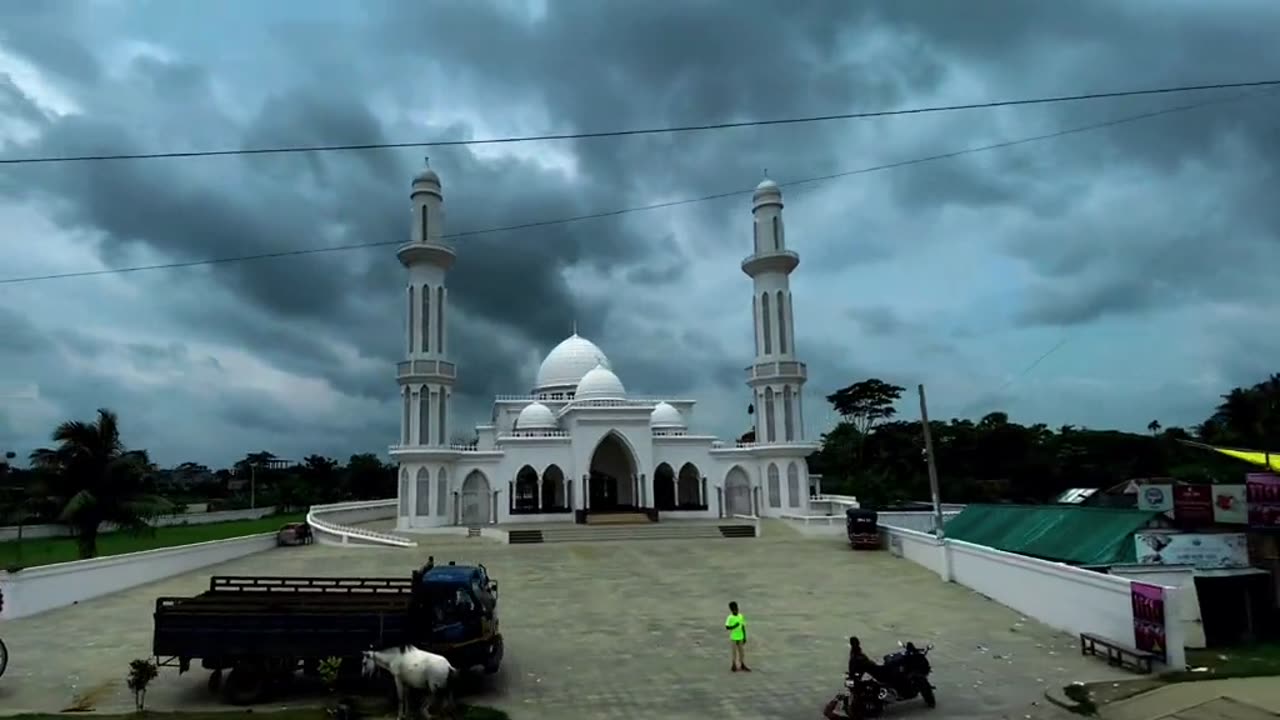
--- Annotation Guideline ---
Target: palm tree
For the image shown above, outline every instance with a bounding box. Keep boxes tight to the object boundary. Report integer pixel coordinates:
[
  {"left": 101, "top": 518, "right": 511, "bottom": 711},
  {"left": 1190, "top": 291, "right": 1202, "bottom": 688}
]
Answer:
[
  {"left": 1147, "top": 420, "right": 1162, "bottom": 435},
  {"left": 28, "top": 408, "right": 170, "bottom": 559}
]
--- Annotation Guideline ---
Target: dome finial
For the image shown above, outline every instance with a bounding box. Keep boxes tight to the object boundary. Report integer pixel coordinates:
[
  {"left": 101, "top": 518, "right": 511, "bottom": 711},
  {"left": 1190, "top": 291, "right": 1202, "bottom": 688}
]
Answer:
[
  {"left": 762, "top": 168, "right": 768, "bottom": 180},
  {"left": 424, "top": 155, "right": 430, "bottom": 167},
  {"left": 572, "top": 318, "right": 577, "bottom": 336}
]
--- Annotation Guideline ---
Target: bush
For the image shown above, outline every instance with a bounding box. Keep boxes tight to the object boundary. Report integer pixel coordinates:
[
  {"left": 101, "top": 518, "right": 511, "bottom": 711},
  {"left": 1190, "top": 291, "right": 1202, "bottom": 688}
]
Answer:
[{"left": 126, "top": 658, "right": 158, "bottom": 711}]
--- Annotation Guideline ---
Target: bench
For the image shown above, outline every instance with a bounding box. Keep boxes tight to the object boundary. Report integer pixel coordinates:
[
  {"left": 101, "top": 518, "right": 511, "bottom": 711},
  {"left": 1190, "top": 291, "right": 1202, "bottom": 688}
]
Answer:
[{"left": 1079, "top": 632, "right": 1155, "bottom": 674}]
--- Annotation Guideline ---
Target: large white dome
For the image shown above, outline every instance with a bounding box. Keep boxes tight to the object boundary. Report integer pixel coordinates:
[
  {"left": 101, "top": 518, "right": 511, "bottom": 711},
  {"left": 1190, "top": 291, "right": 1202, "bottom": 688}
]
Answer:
[
  {"left": 535, "top": 333, "right": 612, "bottom": 392},
  {"left": 575, "top": 363, "right": 626, "bottom": 400},
  {"left": 650, "top": 401, "right": 686, "bottom": 429},
  {"left": 515, "top": 402, "right": 557, "bottom": 430}
]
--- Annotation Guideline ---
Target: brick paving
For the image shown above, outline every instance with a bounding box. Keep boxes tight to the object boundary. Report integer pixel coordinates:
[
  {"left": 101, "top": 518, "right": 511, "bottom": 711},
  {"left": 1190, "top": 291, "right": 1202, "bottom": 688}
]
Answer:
[{"left": 0, "top": 526, "right": 1125, "bottom": 719}]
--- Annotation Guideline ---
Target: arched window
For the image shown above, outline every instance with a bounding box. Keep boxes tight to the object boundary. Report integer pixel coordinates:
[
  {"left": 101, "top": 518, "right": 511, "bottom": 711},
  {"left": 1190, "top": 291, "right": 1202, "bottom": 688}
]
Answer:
[
  {"left": 406, "top": 286, "right": 415, "bottom": 354},
  {"left": 438, "top": 390, "right": 447, "bottom": 445},
  {"left": 401, "top": 390, "right": 410, "bottom": 445},
  {"left": 422, "top": 284, "right": 431, "bottom": 352},
  {"left": 787, "top": 462, "right": 801, "bottom": 508},
  {"left": 767, "top": 463, "right": 781, "bottom": 507},
  {"left": 761, "top": 293, "right": 772, "bottom": 354},
  {"left": 776, "top": 290, "right": 787, "bottom": 354},
  {"left": 436, "top": 467, "right": 448, "bottom": 516},
  {"left": 436, "top": 286, "right": 445, "bottom": 354},
  {"left": 418, "top": 385, "right": 430, "bottom": 445},
  {"left": 398, "top": 469, "right": 410, "bottom": 516},
  {"left": 783, "top": 385, "right": 794, "bottom": 442},
  {"left": 772, "top": 216, "right": 781, "bottom": 249},
  {"left": 415, "top": 467, "right": 431, "bottom": 516},
  {"left": 764, "top": 387, "right": 776, "bottom": 442},
  {"left": 752, "top": 295, "right": 760, "bottom": 355},
  {"left": 421, "top": 205, "right": 429, "bottom": 243}
]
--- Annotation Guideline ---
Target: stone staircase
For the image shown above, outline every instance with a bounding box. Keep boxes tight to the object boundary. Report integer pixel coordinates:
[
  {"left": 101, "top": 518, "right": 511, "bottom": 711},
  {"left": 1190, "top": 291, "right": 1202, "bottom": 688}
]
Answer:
[{"left": 507, "top": 521, "right": 756, "bottom": 544}]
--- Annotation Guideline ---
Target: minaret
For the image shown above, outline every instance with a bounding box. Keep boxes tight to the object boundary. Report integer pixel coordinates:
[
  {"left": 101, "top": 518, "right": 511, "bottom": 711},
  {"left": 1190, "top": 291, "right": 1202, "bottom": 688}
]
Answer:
[
  {"left": 742, "top": 175, "right": 807, "bottom": 444},
  {"left": 396, "top": 158, "right": 457, "bottom": 448}
]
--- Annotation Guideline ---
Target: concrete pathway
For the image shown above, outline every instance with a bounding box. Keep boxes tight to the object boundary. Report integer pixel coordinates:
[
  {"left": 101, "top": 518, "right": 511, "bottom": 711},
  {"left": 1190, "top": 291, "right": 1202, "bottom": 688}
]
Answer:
[
  {"left": 0, "top": 531, "right": 1125, "bottom": 719},
  {"left": 1103, "top": 678, "right": 1280, "bottom": 720}
]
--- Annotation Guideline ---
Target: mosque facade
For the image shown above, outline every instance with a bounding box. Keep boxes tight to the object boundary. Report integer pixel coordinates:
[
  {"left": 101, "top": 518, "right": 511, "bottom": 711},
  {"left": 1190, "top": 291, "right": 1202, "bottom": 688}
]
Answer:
[{"left": 390, "top": 162, "right": 818, "bottom": 530}]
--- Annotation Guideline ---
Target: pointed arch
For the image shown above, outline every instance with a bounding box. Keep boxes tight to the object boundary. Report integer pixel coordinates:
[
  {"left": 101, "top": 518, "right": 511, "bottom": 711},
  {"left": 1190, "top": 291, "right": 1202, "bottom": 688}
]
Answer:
[
  {"left": 436, "top": 286, "right": 445, "bottom": 353},
  {"left": 589, "top": 430, "right": 638, "bottom": 510},
  {"left": 398, "top": 468, "right": 410, "bottom": 516},
  {"left": 421, "top": 284, "right": 431, "bottom": 352},
  {"left": 772, "top": 215, "right": 782, "bottom": 250},
  {"left": 542, "top": 463, "right": 566, "bottom": 509},
  {"left": 415, "top": 467, "right": 431, "bottom": 516},
  {"left": 654, "top": 462, "right": 676, "bottom": 510},
  {"left": 783, "top": 385, "right": 794, "bottom": 441},
  {"left": 418, "top": 384, "right": 431, "bottom": 445},
  {"left": 677, "top": 462, "right": 701, "bottom": 507},
  {"left": 761, "top": 292, "right": 773, "bottom": 354},
  {"left": 752, "top": 294, "right": 761, "bottom": 355},
  {"left": 401, "top": 388, "right": 411, "bottom": 445},
  {"left": 776, "top": 290, "right": 787, "bottom": 354},
  {"left": 786, "top": 462, "right": 801, "bottom": 508},
  {"left": 460, "top": 470, "right": 491, "bottom": 525},
  {"left": 724, "top": 465, "right": 752, "bottom": 517},
  {"left": 436, "top": 466, "right": 448, "bottom": 516},
  {"left": 767, "top": 463, "right": 782, "bottom": 507},
  {"left": 407, "top": 285, "right": 415, "bottom": 354},
  {"left": 764, "top": 387, "right": 777, "bottom": 442},
  {"left": 515, "top": 464, "right": 539, "bottom": 511}
]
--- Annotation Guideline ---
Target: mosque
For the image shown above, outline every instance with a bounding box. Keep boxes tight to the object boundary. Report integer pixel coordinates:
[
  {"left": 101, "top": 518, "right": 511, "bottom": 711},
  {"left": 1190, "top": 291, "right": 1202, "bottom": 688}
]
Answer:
[{"left": 391, "top": 161, "right": 819, "bottom": 530}]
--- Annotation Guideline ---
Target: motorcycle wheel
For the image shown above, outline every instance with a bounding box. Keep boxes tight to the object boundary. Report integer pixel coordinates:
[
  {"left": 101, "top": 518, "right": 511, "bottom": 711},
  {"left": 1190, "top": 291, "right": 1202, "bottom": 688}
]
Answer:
[
  {"left": 0, "top": 637, "right": 8, "bottom": 679},
  {"left": 921, "top": 684, "right": 936, "bottom": 709}
]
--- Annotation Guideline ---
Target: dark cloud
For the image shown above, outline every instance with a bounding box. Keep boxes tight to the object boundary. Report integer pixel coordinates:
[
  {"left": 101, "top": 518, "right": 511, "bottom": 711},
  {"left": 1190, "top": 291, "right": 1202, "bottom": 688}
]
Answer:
[{"left": 1, "top": 0, "right": 1279, "bottom": 465}]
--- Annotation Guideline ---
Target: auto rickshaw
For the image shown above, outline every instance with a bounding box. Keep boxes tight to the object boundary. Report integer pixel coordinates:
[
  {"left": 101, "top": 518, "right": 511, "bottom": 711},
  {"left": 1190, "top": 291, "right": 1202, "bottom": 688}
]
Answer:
[{"left": 845, "top": 508, "right": 881, "bottom": 550}]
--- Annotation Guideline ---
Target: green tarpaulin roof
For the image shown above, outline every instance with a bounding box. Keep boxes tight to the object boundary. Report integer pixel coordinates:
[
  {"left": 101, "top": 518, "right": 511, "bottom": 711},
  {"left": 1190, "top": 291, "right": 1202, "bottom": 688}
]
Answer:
[{"left": 943, "top": 504, "right": 1164, "bottom": 566}]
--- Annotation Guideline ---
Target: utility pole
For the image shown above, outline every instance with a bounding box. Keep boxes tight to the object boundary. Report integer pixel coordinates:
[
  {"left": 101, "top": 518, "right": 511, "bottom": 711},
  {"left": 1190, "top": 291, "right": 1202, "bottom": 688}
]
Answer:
[
  {"left": 250, "top": 463, "right": 257, "bottom": 510},
  {"left": 918, "top": 384, "right": 945, "bottom": 538}
]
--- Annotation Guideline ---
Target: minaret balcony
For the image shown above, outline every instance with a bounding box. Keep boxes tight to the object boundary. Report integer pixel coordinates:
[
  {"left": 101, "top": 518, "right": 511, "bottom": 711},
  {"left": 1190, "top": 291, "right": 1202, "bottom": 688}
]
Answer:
[
  {"left": 396, "top": 241, "right": 457, "bottom": 269},
  {"left": 745, "top": 360, "right": 807, "bottom": 384},
  {"left": 397, "top": 359, "right": 457, "bottom": 382},
  {"left": 741, "top": 249, "right": 799, "bottom": 277}
]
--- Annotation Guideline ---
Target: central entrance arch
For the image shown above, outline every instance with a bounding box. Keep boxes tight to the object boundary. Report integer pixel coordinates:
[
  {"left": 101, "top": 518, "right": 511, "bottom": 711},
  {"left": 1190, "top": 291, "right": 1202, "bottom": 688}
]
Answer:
[
  {"left": 589, "top": 431, "right": 637, "bottom": 511},
  {"left": 724, "top": 466, "right": 752, "bottom": 517},
  {"left": 461, "top": 470, "right": 491, "bottom": 525}
]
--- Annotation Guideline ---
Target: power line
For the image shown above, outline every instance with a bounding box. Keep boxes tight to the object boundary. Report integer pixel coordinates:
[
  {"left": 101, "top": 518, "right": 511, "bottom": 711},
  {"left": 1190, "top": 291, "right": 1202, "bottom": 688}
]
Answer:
[
  {"left": 2, "top": 80, "right": 1278, "bottom": 166},
  {"left": 0, "top": 89, "right": 1262, "bottom": 287}
]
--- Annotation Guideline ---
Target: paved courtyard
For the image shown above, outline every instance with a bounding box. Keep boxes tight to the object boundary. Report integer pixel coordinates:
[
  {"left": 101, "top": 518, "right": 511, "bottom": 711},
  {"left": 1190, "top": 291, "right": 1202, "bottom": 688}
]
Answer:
[{"left": 0, "top": 524, "right": 1125, "bottom": 719}]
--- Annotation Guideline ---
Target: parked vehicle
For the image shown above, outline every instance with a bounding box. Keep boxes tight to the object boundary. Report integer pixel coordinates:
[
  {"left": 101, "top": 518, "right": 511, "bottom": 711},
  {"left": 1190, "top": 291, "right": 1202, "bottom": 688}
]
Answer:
[
  {"left": 0, "top": 635, "right": 8, "bottom": 679},
  {"left": 275, "top": 522, "right": 313, "bottom": 546},
  {"left": 840, "top": 641, "right": 936, "bottom": 718},
  {"left": 845, "top": 508, "right": 881, "bottom": 550},
  {"left": 152, "top": 562, "right": 503, "bottom": 704}
]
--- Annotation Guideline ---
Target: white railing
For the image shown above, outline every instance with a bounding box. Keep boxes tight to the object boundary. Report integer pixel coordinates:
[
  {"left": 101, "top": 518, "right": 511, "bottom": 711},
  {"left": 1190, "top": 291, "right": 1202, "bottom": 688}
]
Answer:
[
  {"left": 498, "top": 430, "right": 571, "bottom": 439},
  {"left": 778, "top": 513, "right": 843, "bottom": 526},
  {"left": 307, "top": 499, "right": 417, "bottom": 548},
  {"left": 495, "top": 393, "right": 695, "bottom": 404},
  {"left": 729, "top": 513, "right": 761, "bottom": 537},
  {"left": 815, "top": 493, "right": 860, "bottom": 505}
]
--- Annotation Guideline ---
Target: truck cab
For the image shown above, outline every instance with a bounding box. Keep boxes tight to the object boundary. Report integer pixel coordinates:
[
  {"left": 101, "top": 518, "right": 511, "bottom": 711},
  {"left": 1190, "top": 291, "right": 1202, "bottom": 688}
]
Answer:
[{"left": 414, "top": 563, "right": 503, "bottom": 673}]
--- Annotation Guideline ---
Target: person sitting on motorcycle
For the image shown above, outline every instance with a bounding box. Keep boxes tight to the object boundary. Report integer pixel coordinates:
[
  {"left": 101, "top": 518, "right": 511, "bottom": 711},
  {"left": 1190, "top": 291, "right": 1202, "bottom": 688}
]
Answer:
[{"left": 846, "top": 636, "right": 884, "bottom": 684}]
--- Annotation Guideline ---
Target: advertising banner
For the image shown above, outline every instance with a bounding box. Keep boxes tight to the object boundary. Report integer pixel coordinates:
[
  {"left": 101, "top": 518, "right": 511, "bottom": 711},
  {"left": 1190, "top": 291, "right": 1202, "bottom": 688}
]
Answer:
[
  {"left": 1137, "top": 484, "right": 1174, "bottom": 515},
  {"left": 1247, "top": 473, "right": 1280, "bottom": 529},
  {"left": 1173, "top": 484, "right": 1214, "bottom": 525},
  {"left": 1131, "top": 582, "right": 1167, "bottom": 663},
  {"left": 1212, "top": 485, "right": 1248, "bottom": 524},
  {"left": 1135, "top": 532, "right": 1250, "bottom": 569}
]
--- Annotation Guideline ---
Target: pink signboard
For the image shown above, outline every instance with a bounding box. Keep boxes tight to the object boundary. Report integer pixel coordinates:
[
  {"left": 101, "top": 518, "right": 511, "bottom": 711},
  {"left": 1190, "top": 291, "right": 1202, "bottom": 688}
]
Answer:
[
  {"left": 1246, "top": 473, "right": 1280, "bottom": 529},
  {"left": 1131, "top": 582, "right": 1167, "bottom": 663}
]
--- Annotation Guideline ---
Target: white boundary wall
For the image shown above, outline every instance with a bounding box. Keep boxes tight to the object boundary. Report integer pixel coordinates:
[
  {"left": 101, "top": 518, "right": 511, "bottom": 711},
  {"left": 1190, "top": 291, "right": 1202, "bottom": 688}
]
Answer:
[
  {"left": 784, "top": 510, "right": 961, "bottom": 537},
  {"left": 880, "top": 524, "right": 1188, "bottom": 669},
  {"left": 0, "top": 533, "right": 277, "bottom": 620},
  {"left": 307, "top": 499, "right": 417, "bottom": 548},
  {"left": 0, "top": 507, "right": 277, "bottom": 542}
]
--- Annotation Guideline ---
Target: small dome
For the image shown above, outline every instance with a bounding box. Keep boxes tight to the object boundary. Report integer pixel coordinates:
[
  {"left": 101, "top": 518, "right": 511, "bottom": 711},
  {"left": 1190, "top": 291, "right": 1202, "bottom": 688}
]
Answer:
[
  {"left": 413, "top": 167, "right": 441, "bottom": 186},
  {"left": 515, "top": 402, "right": 557, "bottom": 430},
  {"left": 650, "top": 402, "right": 686, "bottom": 429},
  {"left": 753, "top": 177, "right": 780, "bottom": 198},
  {"left": 535, "top": 333, "right": 612, "bottom": 392},
  {"left": 575, "top": 363, "right": 626, "bottom": 400}
]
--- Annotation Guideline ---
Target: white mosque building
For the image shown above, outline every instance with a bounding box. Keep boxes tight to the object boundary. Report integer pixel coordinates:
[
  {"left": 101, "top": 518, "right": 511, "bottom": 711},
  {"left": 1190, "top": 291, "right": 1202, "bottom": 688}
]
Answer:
[{"left": 391, "top": 161, "right": 819, "bottom": 530}]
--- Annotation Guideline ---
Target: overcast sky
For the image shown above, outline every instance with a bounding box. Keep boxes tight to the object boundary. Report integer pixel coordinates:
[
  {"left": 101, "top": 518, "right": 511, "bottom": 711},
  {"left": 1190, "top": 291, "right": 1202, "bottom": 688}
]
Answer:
[{"left": 1, "top": 0, "right": 1278, "bottom": 468}]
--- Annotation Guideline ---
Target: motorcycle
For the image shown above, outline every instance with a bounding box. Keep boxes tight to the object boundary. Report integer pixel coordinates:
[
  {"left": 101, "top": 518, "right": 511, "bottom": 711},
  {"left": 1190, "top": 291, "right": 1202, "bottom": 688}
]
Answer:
[
  {"left": 839, "top": 641, "right": 936, "bottom": 719},
  {"left": 0, "top": 636, "right": 8, "bottom": 679}
]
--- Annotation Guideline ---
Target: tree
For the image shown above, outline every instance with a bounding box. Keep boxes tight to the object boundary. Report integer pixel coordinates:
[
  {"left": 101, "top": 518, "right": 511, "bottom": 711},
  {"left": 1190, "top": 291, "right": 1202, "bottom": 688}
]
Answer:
[
  {"left": 28, "top": 409, "right": 170, "bottom": 559},
  {"left": 825, "top": 379, "right": 906, "bottom": 436},
  {"left": 1148, "top": 420, "right": 1161, "bottom": 435}
]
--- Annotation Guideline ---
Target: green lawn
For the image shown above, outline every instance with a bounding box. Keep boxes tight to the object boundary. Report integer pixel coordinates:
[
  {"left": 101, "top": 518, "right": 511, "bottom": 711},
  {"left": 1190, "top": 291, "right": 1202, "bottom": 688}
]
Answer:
[
  {"left": 0, "top": 513, "right": 306, "bottom": 569},
  {"left": 11, "top": 709, "right": 509, "bottom": 720},
  {"left": 1182, "top": 642, "right": 1280, "bottom": 677}
]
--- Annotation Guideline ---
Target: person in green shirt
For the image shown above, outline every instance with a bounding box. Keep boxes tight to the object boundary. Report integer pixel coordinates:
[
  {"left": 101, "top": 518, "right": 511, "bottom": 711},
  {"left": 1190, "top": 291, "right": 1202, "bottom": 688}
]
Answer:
[{"left": 725, "top": 601, "right": 751, "bottom": 672}]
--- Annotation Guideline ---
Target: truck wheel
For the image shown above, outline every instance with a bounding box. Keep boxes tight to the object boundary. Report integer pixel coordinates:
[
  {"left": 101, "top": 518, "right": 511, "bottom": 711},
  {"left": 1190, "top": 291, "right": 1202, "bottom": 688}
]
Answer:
[
  {"left": 207, "top": 669, "right": 223, "bottom": 694},
  {"left": 483, "top": 635, "right": 504, "bottom": 674},
  {"left": 224, "top": 663, "right": 269, "bottom": 705}
]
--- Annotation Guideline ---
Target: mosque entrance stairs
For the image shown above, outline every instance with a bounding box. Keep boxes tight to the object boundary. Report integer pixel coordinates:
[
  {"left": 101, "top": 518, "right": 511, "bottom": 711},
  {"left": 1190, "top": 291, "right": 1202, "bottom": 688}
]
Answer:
[
  {"left": 502, "top": 519, "right": 757, "bottom": 544},
  {"left": 585, "top": 511, "right": 653, "bottom": 525}
]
